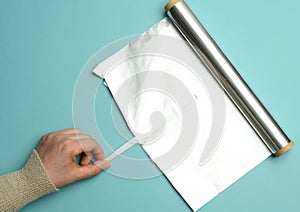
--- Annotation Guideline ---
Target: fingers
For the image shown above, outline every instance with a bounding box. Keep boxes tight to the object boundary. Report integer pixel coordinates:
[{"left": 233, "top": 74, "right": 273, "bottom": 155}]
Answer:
[
  {"left": 55, "top": 128, "right": 81, "bottom": 135},
  {"left": 45, "top": 129, "right": 105, "bottom": 161},
  {"left": 94, "top": 160, "right": 110, "bottom": 170},
  {"left": 78, "top": 138, "right": 105, "bottom": 161},
  {"left": 66, "top": 133, "right": 91, "bottom": 140},
  {"left": 80, "top": 154, "right": 92, "bottom": 165},
  {"left": 46, "top": 128, "right": 81, "bottom": 138},
  {"left": 75, "top": 161, "right": 110, "bottom": 180},
  {"left": 40, "top": 128, "right": 81, "bottom": 143},
  {"left": 52, "top": 130, "right": 106, "bottom": 164}
]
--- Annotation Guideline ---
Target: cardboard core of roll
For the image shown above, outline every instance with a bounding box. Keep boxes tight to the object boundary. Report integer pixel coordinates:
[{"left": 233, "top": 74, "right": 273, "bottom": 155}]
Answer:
[
  {"left": 276, "top": 141, "right": 295, "bottom": 157},
  {"left": 165, "top": 0, "right": 182, "bottom": 11}
]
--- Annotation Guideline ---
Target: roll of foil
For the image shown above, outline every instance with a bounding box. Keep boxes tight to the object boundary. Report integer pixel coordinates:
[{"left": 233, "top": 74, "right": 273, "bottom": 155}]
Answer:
[{"left": 165, "top": 0, "right": 294, "bottom": 156}]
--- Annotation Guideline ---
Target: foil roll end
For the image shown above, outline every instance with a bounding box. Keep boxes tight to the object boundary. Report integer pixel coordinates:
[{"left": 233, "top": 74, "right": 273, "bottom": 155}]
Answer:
[
  {"left": 165, "top": 0, "right": 182, "bottom": 11},
  {"left": 276, "top": 141, "right": 295, "bottom": 157}
]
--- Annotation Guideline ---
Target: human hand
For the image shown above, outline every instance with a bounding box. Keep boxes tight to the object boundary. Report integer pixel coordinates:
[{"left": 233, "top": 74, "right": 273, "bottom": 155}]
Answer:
[{"left": 36, "top": 128, "right": 110, "bottom": 188}]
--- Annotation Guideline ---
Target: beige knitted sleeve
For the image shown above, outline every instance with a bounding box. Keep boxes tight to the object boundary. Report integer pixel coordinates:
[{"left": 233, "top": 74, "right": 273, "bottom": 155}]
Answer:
[{"left": 0, "top": 150, "right": 57, "bottom": 211}]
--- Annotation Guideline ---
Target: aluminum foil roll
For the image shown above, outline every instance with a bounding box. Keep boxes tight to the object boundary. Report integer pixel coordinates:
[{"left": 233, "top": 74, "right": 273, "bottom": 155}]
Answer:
[{"left": 165, "top": 0, "right": 294, "bottom": 156}]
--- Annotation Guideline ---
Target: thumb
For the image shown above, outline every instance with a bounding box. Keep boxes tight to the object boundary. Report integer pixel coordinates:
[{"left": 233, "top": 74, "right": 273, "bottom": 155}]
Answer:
[{"left": 75, "top": 161, "right": 110, "bottom": 180}]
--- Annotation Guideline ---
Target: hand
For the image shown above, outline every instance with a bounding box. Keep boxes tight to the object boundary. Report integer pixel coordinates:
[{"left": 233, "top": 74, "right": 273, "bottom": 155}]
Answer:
[{"left": 36, "top": 128, "right": 110, "bottom": 188}]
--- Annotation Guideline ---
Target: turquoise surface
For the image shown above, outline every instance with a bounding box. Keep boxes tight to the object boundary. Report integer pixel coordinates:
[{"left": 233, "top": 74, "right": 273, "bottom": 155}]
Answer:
[{"left": 0, "top": 0, "right": 299, "bottom": 211}]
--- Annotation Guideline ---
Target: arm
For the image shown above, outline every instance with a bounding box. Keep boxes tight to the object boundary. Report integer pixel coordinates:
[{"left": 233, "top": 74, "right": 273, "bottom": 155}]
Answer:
[
  {"left": 0, "top": 128, "right": 110, "bottom": 211},
  {"left": 0, "top": 150, "right": 57, "bottom": 211}
]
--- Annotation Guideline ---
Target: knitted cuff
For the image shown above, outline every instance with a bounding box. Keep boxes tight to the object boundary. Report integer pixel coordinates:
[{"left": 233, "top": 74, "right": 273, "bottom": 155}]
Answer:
[{"left": 0, "top": 150, "right": 57, "bottom": 211}]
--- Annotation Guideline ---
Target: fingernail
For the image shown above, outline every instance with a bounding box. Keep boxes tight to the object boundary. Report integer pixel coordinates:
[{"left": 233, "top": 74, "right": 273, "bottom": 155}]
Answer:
[{"left": 94, "top": 160, "right": 110, "bottom": 170}]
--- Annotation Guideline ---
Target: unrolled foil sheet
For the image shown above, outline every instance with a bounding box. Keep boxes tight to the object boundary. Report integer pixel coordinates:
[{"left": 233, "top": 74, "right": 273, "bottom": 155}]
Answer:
[{"left": 93, "top": 18, "right": 271, "bottom": 211}]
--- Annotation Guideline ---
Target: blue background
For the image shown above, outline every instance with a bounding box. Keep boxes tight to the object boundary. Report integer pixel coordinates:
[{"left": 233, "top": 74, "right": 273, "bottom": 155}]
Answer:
[{"left": 0, "top": 0, "right": 299, "bottom": 211}]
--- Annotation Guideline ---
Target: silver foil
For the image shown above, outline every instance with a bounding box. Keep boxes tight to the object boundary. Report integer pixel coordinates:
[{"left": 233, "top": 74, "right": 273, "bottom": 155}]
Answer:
[{"left": 166, "top": 0, "right": 293, "bottom": 156}]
